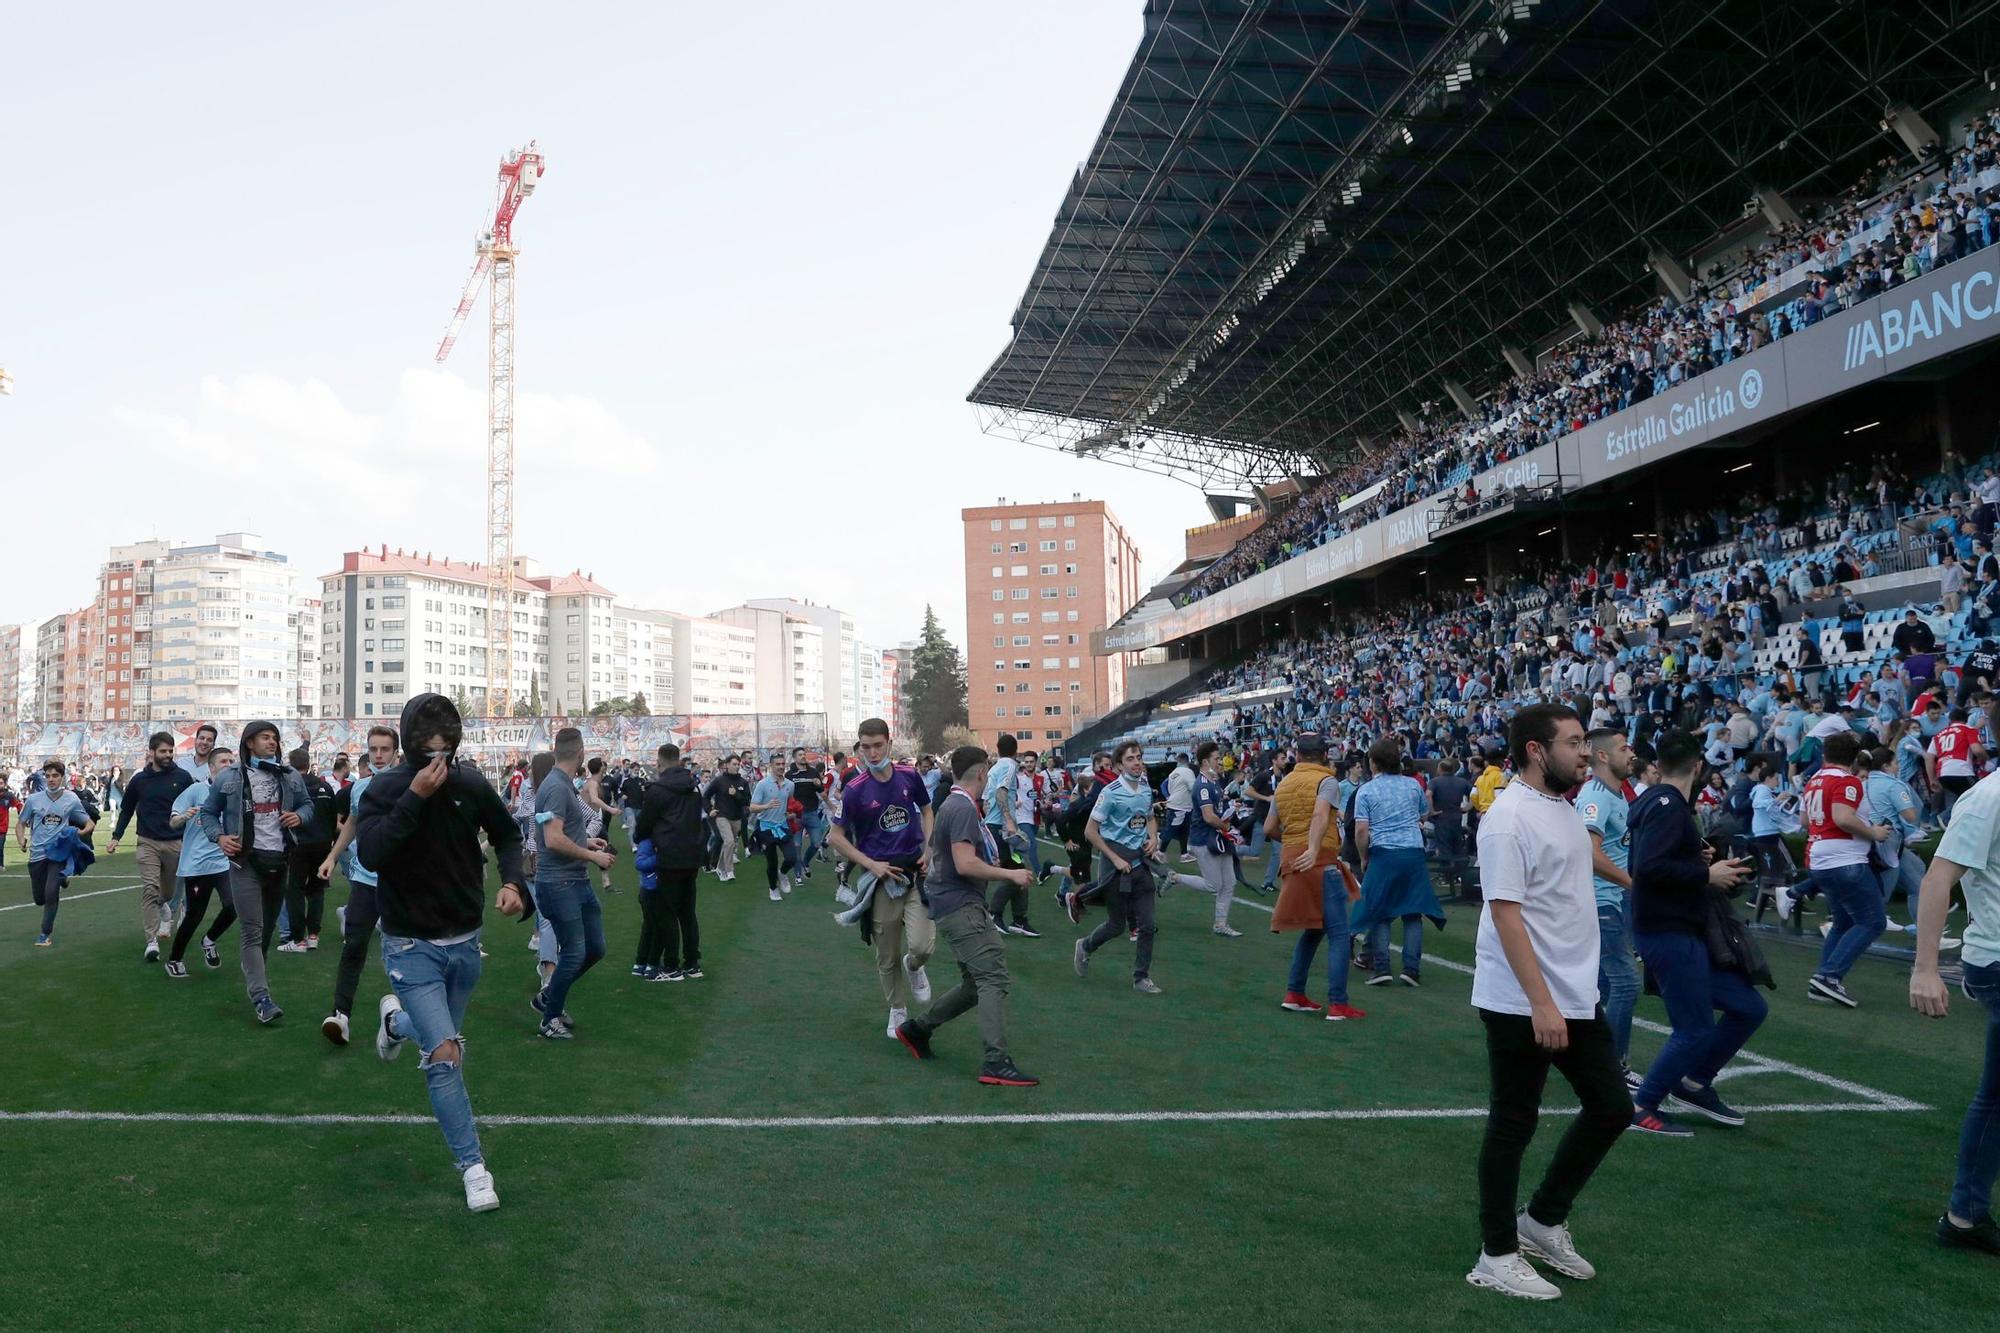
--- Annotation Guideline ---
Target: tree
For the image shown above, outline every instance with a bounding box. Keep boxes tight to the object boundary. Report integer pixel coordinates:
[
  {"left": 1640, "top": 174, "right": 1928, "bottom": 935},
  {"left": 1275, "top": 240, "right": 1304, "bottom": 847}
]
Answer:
[
  {"left": 939, "top": 724, "right": 981, "bottom": 754},
  {"left": 904, "top": 604, "right": 968, "bottom": 753},
  {"left": 450, "top": 685, "right": 472, "bottom": 718},
  {"left": 627, "top": 692, "right": 650, "bottom": 716},
  {"left": 588, "top": 695, "right": 629, "bottom": 718}
]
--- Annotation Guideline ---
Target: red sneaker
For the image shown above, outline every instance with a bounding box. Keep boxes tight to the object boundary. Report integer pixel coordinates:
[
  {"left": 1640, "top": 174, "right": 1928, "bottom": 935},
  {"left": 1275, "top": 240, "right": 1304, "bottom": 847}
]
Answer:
[
  {"left": 1280, "top": 992, "right": 1324, "bottom": 1013},
  {"left": 1324, "top": 1003, "right": 1367, "bottom": 1021}
]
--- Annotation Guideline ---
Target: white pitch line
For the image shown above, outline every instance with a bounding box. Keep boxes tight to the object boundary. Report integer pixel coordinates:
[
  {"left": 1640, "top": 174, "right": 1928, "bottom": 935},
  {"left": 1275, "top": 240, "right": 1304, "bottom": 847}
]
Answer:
[
  {"left": 0, "top": 1101, "right": 1923, "bottom": 1130},
  {"left": 1215, "top": 897, "right": 1930, "bottom": 1112},
  {"left": 0, "top": 882, "right": 138, "bottom": 912}
]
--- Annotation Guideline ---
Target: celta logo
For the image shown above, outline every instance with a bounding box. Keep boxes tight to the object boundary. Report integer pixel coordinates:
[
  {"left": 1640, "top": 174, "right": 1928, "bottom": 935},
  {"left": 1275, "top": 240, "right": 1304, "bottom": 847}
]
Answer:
[
  {"left": 1738, "top": 367, "right": 1763, "bottom": 410},
  {"left": 1843, "top": 268, "right": 1999, "bottom": 370}
]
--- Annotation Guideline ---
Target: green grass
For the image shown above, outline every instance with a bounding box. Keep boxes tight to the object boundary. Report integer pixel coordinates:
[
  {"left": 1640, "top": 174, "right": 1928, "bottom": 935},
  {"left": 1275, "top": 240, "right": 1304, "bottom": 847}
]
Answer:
[{"left": 1, "top": 840, "right": 1994, "bottom": 1331}]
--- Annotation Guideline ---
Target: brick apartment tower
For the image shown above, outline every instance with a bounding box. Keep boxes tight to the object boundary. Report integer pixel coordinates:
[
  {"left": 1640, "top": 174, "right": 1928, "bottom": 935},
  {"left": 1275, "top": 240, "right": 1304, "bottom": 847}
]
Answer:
[{"left": 962, "top": 498, "right": 1142, "bottom": 752}]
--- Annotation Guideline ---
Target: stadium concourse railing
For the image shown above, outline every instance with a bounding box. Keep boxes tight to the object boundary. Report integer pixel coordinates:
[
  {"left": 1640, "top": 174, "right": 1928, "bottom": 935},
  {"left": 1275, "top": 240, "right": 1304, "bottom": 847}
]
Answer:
[
  {"left": 1097, "top": 234, "right": 2000, "bottom": 658},
  {"left": 5, "top": 713, "right": 831, "bottom": 771}
]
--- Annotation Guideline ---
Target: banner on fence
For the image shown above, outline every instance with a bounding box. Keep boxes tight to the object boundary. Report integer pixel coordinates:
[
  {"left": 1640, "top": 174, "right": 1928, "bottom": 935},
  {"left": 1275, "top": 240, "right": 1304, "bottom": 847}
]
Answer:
[{"left": 8, "top": 713, "right": 829, "bottom": 770}]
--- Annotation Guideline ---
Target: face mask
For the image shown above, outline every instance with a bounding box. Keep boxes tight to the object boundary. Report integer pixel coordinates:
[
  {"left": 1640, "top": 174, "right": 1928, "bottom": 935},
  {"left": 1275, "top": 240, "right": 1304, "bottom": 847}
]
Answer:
[{"left": 865, "top": 755, "right": 893, "bottom": 776}]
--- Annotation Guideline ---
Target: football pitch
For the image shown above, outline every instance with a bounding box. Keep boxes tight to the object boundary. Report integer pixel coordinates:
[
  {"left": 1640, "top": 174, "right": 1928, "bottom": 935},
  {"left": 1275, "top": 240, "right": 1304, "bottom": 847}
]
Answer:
[{"left": 1, "top": 843, "right": 1990, "bottom": 1332}]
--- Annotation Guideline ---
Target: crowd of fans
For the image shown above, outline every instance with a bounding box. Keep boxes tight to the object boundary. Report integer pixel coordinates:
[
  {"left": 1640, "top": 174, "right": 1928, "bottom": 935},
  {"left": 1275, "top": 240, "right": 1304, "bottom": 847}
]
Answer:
[
  {"left": 1178, "top": 108, "right": 2000, "bottom": 608},
  {"left": 1182, "top": 456, "right": 2000, "bottom": 812}
]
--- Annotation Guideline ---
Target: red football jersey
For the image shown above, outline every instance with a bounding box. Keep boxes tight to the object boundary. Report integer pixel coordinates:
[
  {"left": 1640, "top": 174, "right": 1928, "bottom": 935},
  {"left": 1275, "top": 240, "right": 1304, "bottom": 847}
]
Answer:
[
  {"left": 1933, "top": 723, "right": 1980, "bottom": 772},
  {"left": 1802, "top": 766, "right": 1866, "bottom": 869}
]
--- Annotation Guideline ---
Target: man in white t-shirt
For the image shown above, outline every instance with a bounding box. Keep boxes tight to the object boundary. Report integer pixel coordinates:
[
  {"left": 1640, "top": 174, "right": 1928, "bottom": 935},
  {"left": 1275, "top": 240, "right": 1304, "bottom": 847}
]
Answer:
[
  {"left": 1911, "top": 743, "right": 2000, "bottom": 1256},
  {"left": 1465, "top": 703, "right": 1634, "bottom": 1303}
]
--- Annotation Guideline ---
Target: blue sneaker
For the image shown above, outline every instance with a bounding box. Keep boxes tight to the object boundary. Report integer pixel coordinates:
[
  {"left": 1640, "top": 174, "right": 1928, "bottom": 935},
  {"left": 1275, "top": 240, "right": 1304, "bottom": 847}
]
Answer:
[
  {"left": 255, "top": 997, "right": 284, "bottom": 1025},
  {"left": 1664, "top": 1079, "right": 1746, "bottom": 1127},
  {"left": 34, "top": 933, "right": 53, "bottom": 948}
]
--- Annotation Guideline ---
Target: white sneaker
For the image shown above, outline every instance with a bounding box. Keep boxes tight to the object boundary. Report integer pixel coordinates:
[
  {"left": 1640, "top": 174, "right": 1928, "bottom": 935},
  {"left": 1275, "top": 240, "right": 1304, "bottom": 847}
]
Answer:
[
  {"left": 1465, "top": 1250, "right": 1560, "bottom": 1301},
  {"left": 278, "top": 941, "right": 308, "bottom": 954},
  {"left": 322, "top": 1011, "right": 351, "bottom": 1046},
  {"left": 376, "top": 993, "right": 407, "bottom": 1061},
  {"left": 769, "top": 888, "right": 782, "bottom": 902},
  {"left": 886, "top": 1006, "right": 907, "bottom": 1039},
  {"left": 1213, "top": 924, "right": 1242, "bottom": 938},
  {"left": 1773, "top": 884, "right": 1795, "bottom": 922},
  {"left": 905, "top": 956, "right": 932, "bottom": 1003},
  {"left": 1516, "top": 1212, "right": 1595, "bottom": 1279},
  {"left": 462, "top": 1163, "right": 499, "bottom": 1213},
  {"left": 1941, "top": 934, "right": 1963, "bottom": 950},
  {"left": 527, "top": 932, "right": 540, "bottom": 951}
]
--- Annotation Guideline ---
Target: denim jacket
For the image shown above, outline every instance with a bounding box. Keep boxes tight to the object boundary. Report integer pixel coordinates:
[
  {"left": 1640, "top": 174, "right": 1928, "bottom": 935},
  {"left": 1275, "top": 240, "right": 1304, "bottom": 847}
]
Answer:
[{"left": 197, "top": 760, "right": 312, "bottom": 854}]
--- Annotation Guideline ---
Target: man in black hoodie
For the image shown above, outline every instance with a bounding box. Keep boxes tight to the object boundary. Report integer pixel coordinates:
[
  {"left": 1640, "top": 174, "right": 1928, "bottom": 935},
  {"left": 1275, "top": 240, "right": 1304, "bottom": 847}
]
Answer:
[
  {"left": 1626, "top": 732, "right": 1759, "bottom": 1138},
  {"left": 634, "top": 743, "right": 706, "bottom": 981},
  {"left": 354, "top": 692, "right": 528, "bottom": 1214}
]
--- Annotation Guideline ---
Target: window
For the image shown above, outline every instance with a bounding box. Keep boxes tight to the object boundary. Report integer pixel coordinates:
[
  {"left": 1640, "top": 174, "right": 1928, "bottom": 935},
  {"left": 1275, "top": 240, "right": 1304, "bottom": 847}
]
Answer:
[
  {"left": 1068, "top": 656, "right": 1081, "bottom": 669},
  {"left": 1067, "top": 634, "right": 1079, "bottom": 645},
  {"left": 1070, "top": 682, "right": 1082, "bottom": 692},
  {"left": 1063, "top": 516, "right": 1076, "bottom": 527},
  {"left": 1045, "top": 730, "right": 1063, "bottom": 741},
  {"left": 1011, "top": 589, "right": 1029, "bottom": 601},
  {"left": 1039, "top": 564, "right": 1056, "bottom": 576},
  {"left": 992, "top": 613, "right": 1005, "bottom": 625},
  {"left": 567, "top": 613, "right": 580, "bottom": 625},
  {"left": 990, "top": 566, "right": 1002, "bottom": 578},
  {"left": 989, "top": 520, "right": 1002, "bottom": 532},
  {"left": 1014, "top": 659, "right": 1031, "bottom": 670},
  {"left": 1042, "top": 635, "right": 1060, "bottom": 645},
  {"left": 1010, "top": 565, "right": 1027, "bottom": 577},
  {"left": 1040, "top": 589, "right": 1059, "bottom": 600},
  {"left": 1037, "top": 517, "right": 1056, "bottom": 528},
  {"left": 1011, "top": 613, "right": 1029, "bottom": 624},
  {"left": 992, "top": 636, "right": 1004, "bottom": 648},
  {"left": 995, "top": 707, "right": 1007, "bottom": 719},
  {"left": 1064, "top": 539, "right": 1076, "bottom": 551},
  {"left": 991, "top": 589, "right": 1005, "bottom": 602},
  {"left": 1009, "top": 541, "right": 1026, "bottom": 554},
  {"left": 1064, "top": 563, "right": 1077, "bottom": 575},
  {"left": 1066, "top": 611, "right": 1079, "bottom": 622},
  {"left": 1014, "top": 708, "right": 1032, "bottom": 718},
  {"left": 994, "top": 684, "right": 1006, "bottom": 694},
  {"left": 990, "top": 543, "right": 1002, "bottom": 554},
  {"left": 1012, "top": 635, "right": 1030, "bottom": 646},
  {"left": 1044, "top": 706, "right": 1064, "bottom": 716},
  {"left": 1014, "top": 682, "right": 1030, "bottom": 693},
  {"left": 1041, "top": 612, "right": 1059, "bottom": 623},
  {"left": 1009, "top": 519, "right": 1027, "bottom": 530},
  {"left": 1044, "top": 682, "right": 1062, "bottom": 693},
  {"left": 1039, "top": 540, "right": 1057, "bottom": 552},
  {"left": 1042, "top": 657, "right": 1060, "bottom": 669}
]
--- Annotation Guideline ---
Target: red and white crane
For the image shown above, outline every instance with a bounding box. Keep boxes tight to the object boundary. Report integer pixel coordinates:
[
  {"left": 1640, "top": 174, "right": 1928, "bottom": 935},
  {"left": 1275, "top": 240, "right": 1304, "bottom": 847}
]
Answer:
[{"left": 435, "top": 141, "right": 544, "bottom": 718}]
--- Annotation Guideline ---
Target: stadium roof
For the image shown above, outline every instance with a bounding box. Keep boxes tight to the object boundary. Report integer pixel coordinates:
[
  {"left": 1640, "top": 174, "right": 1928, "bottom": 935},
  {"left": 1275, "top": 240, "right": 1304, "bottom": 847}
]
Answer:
[{"left": 970, "top": 0, "right": 2000, "bottom": 490}]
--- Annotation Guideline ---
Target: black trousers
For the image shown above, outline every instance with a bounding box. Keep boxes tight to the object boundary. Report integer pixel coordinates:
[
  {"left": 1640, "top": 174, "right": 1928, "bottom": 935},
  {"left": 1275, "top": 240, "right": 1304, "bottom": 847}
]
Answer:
[
  {"left": 169, "top": 871, "right": 234, "bottom": 962},
  {"left": 332, "top": 881, "right": 379, "bottom": 1017},
  {"left": 1476, "top": 1007, "right": 1633, "bottom": 1257},
  {"left": 638, "top": 867, "right": 700, "bottom": 971},
  {"left": 989, "top": 837, "right": 1031, "bottom": 927},
  {"left": 1082, "top": 864, "right": 1157, "bottom": 978},
  {"left": 284, "top": 842, "right": 332, "bottom": 942}
]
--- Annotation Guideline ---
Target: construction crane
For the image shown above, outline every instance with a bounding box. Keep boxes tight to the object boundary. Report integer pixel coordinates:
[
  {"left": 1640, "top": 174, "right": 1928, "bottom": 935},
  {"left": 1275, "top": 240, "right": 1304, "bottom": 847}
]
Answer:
[{"left": 435, "top": 141, "right": 545, "bottom": 718}]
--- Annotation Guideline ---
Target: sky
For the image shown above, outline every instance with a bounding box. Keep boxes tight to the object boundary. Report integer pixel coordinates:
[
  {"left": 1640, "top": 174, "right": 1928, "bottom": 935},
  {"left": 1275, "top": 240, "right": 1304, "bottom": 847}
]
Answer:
[{"left": 0, "top": 2, "right": 1210, "bottom": 657}]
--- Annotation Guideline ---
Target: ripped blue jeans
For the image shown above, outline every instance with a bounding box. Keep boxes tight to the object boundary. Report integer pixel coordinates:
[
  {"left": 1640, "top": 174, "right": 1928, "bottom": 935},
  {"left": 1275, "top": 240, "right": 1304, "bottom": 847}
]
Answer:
[{"left": 381, "top": 931, "right": 484, "bottom": 1170}]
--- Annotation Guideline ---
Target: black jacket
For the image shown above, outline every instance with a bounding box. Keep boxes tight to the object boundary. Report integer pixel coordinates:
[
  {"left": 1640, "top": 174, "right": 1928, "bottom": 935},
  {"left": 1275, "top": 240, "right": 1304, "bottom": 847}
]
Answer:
[
  {"left": 1629, "top": 783, "right": 1710, "bottom": 936},
  {"left": 635, "top": 766, "right": 705, "bottom": 870},
  {"left": 355, "top": 693, "right": 528, "bottom": 940},
  {"left": 112, "top": 763, "right": 193, "bottom": 843},
  {"left": 295, "top": 772, "right": 338, "bottom": 848},
  {"left": 1056, "top": 775, "right": 1100, "bottom": 844},
  {"left": 704, "top": 771, "right": 751, "bottom": 822}
]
